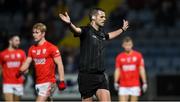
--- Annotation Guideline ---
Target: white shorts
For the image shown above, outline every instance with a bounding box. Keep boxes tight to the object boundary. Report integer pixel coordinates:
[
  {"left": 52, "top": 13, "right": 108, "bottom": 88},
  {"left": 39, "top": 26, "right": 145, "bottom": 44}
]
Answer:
[
  {"left": 118, "top": 86, "right": 141, "bottom": 96},
  {"left": 3, "top": 84, "right": 23, "bottom": 96},
  {"left": 35, "top": 82, "right": 56, "bottom": 97}
]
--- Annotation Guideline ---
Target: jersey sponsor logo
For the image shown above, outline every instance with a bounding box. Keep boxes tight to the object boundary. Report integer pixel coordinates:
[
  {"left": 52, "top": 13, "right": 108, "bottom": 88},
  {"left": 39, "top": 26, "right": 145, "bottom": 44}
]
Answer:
[
  {"left": 122, "top": 64, "right": 136, "bottom": 71},
  {"left": 33, "top": 58, "right": 46, "bottom": 65},
  {"left": 7, "top": 61, "right": 21, "bottom": 68}
]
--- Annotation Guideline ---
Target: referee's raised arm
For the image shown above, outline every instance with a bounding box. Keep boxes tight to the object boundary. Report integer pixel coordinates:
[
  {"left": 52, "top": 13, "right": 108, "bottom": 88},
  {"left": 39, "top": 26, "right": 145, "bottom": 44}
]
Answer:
[
  {"left": 108, "top": 19, "right": 129, "bottom": 39},
  {"left": 59, "top": 12, "right": 82, "bottom": 36}
]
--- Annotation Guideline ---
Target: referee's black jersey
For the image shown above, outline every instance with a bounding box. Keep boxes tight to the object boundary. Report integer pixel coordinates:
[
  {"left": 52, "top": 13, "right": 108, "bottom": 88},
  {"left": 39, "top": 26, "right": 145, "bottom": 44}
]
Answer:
[{"left": 74, "top": 25, "right": 109, "bottom": 73}]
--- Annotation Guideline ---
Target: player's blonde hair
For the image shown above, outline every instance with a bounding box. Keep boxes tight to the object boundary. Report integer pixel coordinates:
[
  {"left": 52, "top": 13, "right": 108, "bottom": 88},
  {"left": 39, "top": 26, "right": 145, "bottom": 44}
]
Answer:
[{"left": 33, "top": 23, "right": 47, "bottom": 32}]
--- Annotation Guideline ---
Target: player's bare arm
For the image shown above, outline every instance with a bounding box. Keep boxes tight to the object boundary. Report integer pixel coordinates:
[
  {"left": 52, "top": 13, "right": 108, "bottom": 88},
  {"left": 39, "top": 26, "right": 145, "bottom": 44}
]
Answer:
[
  {"left": 114, "top": 68, "right": 120, "bottom": 83},
  {"left": 53, "top": 56, "right": 65, "bottom": 81},
  {"left": 108, "top": 20, "right": 129, "bottom": 39},
  {"left": 140, "top": 66, "right": 147, "bottom": 84},
  {"left": 59, "top": 12, "right": 82, "bottom": 35},
  {"left": 139, "top": 65, "right": 148, "bottom": 92},
  {"left": 16, "top": 57, "right": 32, "bottom": 78},
  {"left": 19, "top": 57, "right": 32, "bottom": 72},
  {"left": 114, "top": 68, "right": 121, "bottom": 90}
]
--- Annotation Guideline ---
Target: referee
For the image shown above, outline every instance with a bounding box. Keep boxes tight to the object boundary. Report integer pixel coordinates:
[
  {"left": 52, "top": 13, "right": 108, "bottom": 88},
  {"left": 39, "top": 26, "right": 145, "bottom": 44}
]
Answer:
[{"left": 59, "top": 8, "right": 129, "bottom": 101}]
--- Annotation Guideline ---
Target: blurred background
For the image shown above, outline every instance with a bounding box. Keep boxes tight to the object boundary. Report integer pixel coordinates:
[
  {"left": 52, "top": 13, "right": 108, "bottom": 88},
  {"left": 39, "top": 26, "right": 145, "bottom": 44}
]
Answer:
[{"left": 0, "top": 0, "right": 180, "bottom": 101}]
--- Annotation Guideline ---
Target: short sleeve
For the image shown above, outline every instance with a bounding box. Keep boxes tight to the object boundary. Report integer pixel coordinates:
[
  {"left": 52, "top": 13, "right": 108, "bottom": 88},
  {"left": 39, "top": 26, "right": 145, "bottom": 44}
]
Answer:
[
  {"left": 0, "top": 52, "right": 2, "bottom": 65},
  {"left": 115, "top": 55, "right": 121, "bottom": 68},
  {"left": 138, "top": 53, "right": 145, "bottom": 67},
  {"left": 105, "top": 33, "right": 109, "bottom": 40},
  {"left": 21, "top": 50, "right": 26, "bottom": 62},
  {"left": 71, "top": 26, "right": 85, "bottom": 37},
  {"left": 28, "top": 47, "right": 32, "bottom": 58},
  {"left": 50, "top": 46, "right": 61, "bottom": 58},
  {"left": 80, "top": 26, "right": 86, "bottom": 34}
]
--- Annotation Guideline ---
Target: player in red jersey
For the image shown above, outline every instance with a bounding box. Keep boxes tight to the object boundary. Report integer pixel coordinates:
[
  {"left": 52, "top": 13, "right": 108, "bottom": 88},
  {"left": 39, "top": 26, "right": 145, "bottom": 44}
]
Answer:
[
  {"left": 0, "top": 35, "right": 26, "bottom": 101},
  {"left": 16, "top": 23, "right": 66, "bottom": 101},
  {"left": 114, "top": 36, "right": 148, "bottom": 102}
]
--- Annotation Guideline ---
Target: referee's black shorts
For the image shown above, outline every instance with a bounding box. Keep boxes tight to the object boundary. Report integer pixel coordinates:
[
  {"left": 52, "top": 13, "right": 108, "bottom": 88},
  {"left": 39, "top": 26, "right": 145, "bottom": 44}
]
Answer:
[{"left": 78, "top": 72, "right": 109, "bottom": 99}]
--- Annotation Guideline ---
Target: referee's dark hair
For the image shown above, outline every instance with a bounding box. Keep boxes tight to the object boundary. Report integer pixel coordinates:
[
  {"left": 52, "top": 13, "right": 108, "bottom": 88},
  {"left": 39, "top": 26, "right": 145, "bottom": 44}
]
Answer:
[{"left": 89, "top": 8, "right": 105, "bottom": 21}]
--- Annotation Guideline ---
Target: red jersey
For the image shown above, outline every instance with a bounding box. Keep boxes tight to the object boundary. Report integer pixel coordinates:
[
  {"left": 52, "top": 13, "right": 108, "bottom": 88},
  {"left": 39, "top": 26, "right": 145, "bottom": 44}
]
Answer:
[
  {"left": 115, "top": 50, "right": 144, "bottom": 87},
  {"left": 28, "top": 41, "right": 60, "bottom": 84},
  {"left": 0, "top": 49, "right": 26, "bottom": 84}
]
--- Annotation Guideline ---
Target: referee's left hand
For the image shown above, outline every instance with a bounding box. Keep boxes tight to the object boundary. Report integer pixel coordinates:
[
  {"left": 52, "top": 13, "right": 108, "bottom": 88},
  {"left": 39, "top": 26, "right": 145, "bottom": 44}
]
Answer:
[
  {"left": 59, "top": 12, "right": 71, "bottom": 24},
  {"left": 122, "top": 19, "right": 129, "bottom": 31}
]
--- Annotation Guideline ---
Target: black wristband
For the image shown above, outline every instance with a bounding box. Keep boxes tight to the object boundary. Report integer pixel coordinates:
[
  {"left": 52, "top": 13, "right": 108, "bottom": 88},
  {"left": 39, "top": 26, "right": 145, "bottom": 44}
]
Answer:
[
  {"left": 19, "top": 70, "right": 24, "bottom": 74},
  {"left": 121, "top": 28, "right": 125, "bottom": 32},
  {"left": 67, "top": 22, "right": 72, "bottom": 26}
]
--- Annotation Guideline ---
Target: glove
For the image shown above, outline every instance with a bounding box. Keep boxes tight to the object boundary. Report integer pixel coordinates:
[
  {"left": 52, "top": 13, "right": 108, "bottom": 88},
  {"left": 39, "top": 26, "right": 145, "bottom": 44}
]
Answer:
[
  {"left": 142, "top": 83, "right": 148, "bottom": 93},
  {"left": 57, "top": 80, "right": 66, "bottom": 91},
  {"left": 114, "top": 82, "right": 119, "bottom": 91},
  {"left": 16, "top": 71, "right": 24, "bottom": 78}
]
